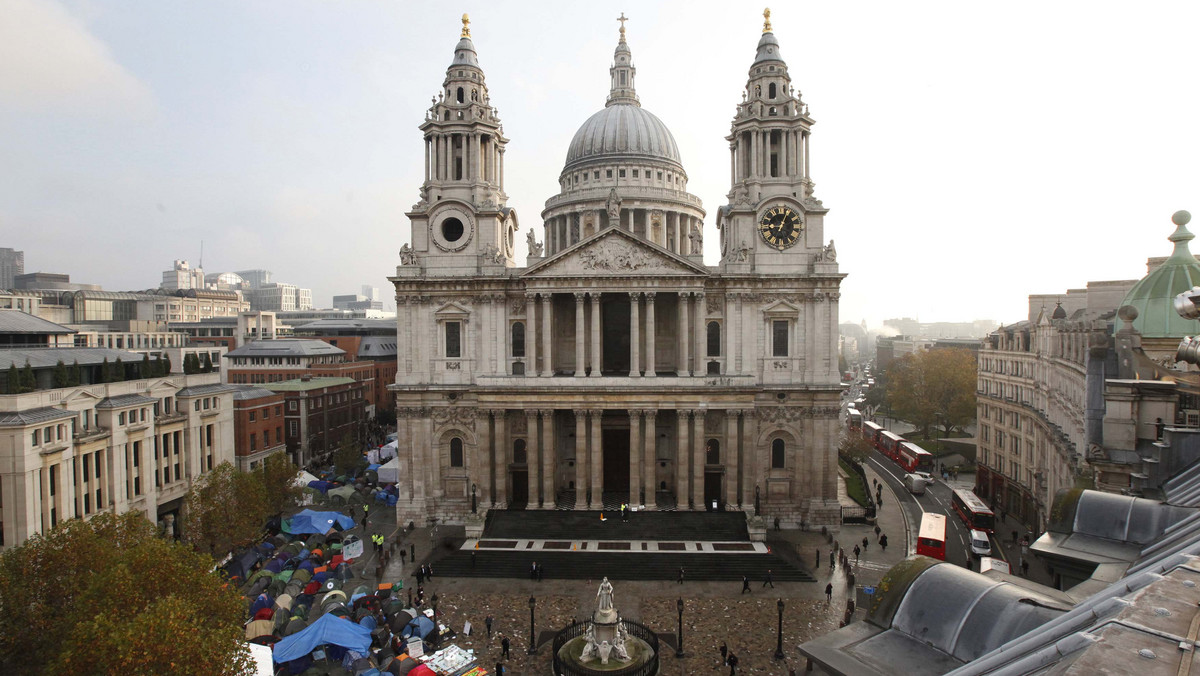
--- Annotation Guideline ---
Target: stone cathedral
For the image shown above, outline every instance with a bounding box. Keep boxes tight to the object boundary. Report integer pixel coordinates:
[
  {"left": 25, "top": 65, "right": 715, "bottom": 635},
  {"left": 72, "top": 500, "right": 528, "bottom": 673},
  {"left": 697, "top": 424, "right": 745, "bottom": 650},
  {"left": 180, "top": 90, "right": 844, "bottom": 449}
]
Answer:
[{"left": 390, "top": 12, "right": 845, "bottom": 528}]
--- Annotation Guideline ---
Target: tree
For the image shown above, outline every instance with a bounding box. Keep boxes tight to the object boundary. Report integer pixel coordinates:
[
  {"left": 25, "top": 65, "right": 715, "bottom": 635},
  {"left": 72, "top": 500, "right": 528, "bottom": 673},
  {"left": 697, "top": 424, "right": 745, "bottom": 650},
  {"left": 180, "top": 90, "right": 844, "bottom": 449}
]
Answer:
[
  {"left": 6, "top": 363, "right": 19, "bottom": 394},
  {"left": 163, "top": 352, "right": 172, "bottom": 375},
  {"left": 20, "top": 360, "right": 35, "bottom": 393},
  {"left": 182, "top": 461, "right": 269, "bottom": 558},
  {"left": 52, "top": 360, "right": 69, "bottom": 389},
  {"left": 99, "top": 357, "right": 111, "bottom": 383},
  {"left": 0, "top": 511, "right": 253, "bottom": 676},
  {"left": 154, "top": 354, "right": 166, "bottom": 377},
  {"left": 259, "top": 453, "right": 304, "bottom": 517},
  {"left": 332, "top": 431, "right": 363, "bottom": 476},
  {"left": 885, "top": 348, "right": 977, "bottom": 439},
  {"left": 202, "top": 352, "right": 213, "bottom": 373},
  {"left": 183, "top": 353, "right": 200, "bottom": 375},
  {"left": 141, "top": 353, "right": 152, "bottom": 379},
  {"left": 69, "top": 359, "right": 81, "bottom": 386},
  {"left": 114, "top": 357, "right": 125, "bottom": 382},
  {"left": 839, "top": 434, "right": 874, "bottom": 464}
]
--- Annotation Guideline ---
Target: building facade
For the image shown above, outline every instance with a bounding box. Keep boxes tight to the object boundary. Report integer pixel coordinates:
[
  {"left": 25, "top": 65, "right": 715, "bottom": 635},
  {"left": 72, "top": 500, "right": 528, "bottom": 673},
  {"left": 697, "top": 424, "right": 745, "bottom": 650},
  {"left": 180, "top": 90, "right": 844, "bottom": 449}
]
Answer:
[
  {"left": 231, "top": 386, "right": 287, "bottom": 471},
  {"left": 266, "top": 377, "right": 367, "bottom": 467},
  {"left": 390, "top": 14, "right": 843, "bottom": 526},
  {"left": 224, "top": 339, "right": 377, "bottom": 415},
  {"left": 293, "top": 319, "right": 398, "bottom": 413},
  {"left": 0, "top": 249, "right": 23, "bottom": 290}
]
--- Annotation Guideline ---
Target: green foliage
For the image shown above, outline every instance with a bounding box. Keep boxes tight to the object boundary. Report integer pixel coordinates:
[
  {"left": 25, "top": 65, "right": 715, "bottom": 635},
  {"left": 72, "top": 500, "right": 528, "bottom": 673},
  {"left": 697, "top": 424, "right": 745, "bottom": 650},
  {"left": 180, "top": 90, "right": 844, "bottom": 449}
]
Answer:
[
  {"left": 69, "top": 360, "right": 81, "bottom": 386},
  {"left": 201, "top": 352, "right": 213, "bottom": 373},
  {"left": 839, "top": 457, "right": 871, "bottom": 507},
  {"left": 114, "top": 357, "right": 125, "bottom": 382},
  {"left": 154, "top": 354, "right": 166, "bottom": 377},
  {"left": 52, "top": 360, "right": 69, "bottom": 388},
  {"left": 163, "top": 352, "right": 172, "bottom": 375},
  {"left": 839, "top": 434, "right": 873, "bottom": 464},
  {"left": 332, "top": 432, "right": 363, "bottom": 476},
  {"left": 141, "top": 353, "right": 152, "bottom": 378},
  {"left": 183, "top": 353, "right": 200, "bottom": 375},
  {"left": 885, "top": 348, "right": 978, "bottom": 438},
  {"left": 182, "top": 462, "right": 269, "bottom": 558},
  {"left": 20, "top": 361, "right": 35, "bottom": 392},
  {"left": 99, "top": 357, "right": 111, "bottom": 384},
  {"left": 6, "top": 364, "right": 19, "bottom": 394},
  {"left": 259, "top": 453, "right": 304, "bottom": 517},
  {"left": 0, "top": 511, "right": 253, "bottom": 676}
]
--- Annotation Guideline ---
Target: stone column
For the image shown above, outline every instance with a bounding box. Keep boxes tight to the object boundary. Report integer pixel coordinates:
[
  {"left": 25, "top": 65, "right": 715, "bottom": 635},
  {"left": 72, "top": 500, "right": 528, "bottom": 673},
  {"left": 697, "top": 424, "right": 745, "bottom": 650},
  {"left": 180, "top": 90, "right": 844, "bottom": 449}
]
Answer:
[
  {"left": 692, "top": 410, "right": 705, "bottom": 510},
  {"left": 643, "top": 410, "right": 658, "bottom": 508},
  {"left": 574, "top": 292, "right": 586, "bottom": 376},
  {"left": 477, "top": 409, "right": 492, "bottom": 507},
  {"left": 744, "top": 410, "right": 760, "bottom": 515},
  {"left": 588, "top": 409, "right": 603, "bottom": 510},
  {"left": 526, "top": 294, "right": 538, "bottom": 376},
  {"left": 499, "top": 147, "right": 505, "bottom": 191},
  {"left": 781, "top": 130, "right": 789, "bottom": 177},
  {"left": 675, "top": 410, "right": 690, "bottom": 510},
  {"left": 725, "top": 410, "right": 739, "bottom": 508},
  {"left": 525, "top": 410, "right": 539, "bottom": 507},
  {"left": 677, "top": 292, "right": 689, "bottom": 376},
  {"left": 729, "top": 142, "right": 736, "bottom": 185},
  {"left": 629, "top": 292, "right": 641, "bottom": 377},
  {"left": 695, "top": 292, "right": 706, "bottom": 376},
  {"left": 804, "top": 131, "right": 810, "bottom": 179},
  {"left": 590, "top": 293, "right": 602, "bottom": 377},
  {"left": 424, "top": 137, "right": 431, "bottom": 182},
  {"left": 574, "top": 410, "right": 587, "bottom": 509},
  {"left": 540, "top": 409, "right": 555, "bottom": 509},
  {"left": 628, "top": 410, "right": 641, "bottom": 506},
  {"left": 540, "top": 294, "right": 553, "bottom": 378},
  {"left": 495, "top": 410, "right": 508, "bottom": 506},
  {"left": 645, "top": 293, "right": 657, "bottom": 377},
  {"left": 750, "top": 131, "right": 758, "bottom": 178}
]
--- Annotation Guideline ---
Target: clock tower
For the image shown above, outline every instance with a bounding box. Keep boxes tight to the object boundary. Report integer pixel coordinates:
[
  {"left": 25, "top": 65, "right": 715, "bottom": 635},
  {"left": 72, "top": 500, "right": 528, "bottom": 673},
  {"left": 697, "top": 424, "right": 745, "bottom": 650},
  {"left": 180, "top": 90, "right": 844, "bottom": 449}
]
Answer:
[{"left": 717, "top": 9, "right": 831, "bottom": 275}]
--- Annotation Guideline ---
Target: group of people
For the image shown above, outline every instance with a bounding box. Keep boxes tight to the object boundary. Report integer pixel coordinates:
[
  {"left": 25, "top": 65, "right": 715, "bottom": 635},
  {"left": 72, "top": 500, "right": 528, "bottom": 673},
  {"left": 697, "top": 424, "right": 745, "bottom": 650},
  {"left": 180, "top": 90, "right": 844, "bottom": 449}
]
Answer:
[
  {"left": 414, "top": 563, "right": 434, "bottom": 585},
  {"left": 718, "top": 642, "right": 741, "bottom": 675},
  {"left": 529, "top": 561, "right": 545, "bottom": 581}
]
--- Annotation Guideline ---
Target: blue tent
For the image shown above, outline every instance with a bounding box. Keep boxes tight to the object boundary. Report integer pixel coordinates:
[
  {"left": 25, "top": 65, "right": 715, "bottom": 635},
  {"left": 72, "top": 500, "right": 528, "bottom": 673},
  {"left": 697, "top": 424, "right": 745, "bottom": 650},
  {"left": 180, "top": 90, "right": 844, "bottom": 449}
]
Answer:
[
  {"left": 400, "top": 614, "right": 435, "bottom": 640},
  {"left": 272, "top": 612, "right": 373, "bottom": 664},
  {"left": 282, "top": 510, "right": 356, "bottom": 535}
]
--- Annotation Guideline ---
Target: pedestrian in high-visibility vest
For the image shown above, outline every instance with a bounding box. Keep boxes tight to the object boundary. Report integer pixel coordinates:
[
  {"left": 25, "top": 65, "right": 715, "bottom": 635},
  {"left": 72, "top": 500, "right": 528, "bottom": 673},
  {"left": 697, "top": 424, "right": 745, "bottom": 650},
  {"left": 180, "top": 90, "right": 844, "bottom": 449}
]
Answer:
[{"left": 361, "top": 503, "right": 369, "bottom": 527}]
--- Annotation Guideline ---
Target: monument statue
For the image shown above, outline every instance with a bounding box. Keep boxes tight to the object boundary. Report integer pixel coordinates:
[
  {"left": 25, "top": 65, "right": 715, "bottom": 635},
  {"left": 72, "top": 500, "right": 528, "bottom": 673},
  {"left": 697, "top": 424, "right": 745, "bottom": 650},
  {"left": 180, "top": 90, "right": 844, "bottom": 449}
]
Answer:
[
  {"left": 688, "top": 224, "right": 704, "bottom": 254},
  {"left": 597, "top": 577, "right": 614, "bottom": 612},
  {"left": 527, "top": 229, "right": 544, "bottom": 257},
  {"left": 606, "top": 188, "right": 622, "bottom": 224},
  {"left": 399, "top": 243, "right": 416, "bottom": 265},
  {"left": 556, "top": 578, "right": 655, "bottom": 672},
  {"left": 824, "top": 239, "right": 837, "bottom": 261}
]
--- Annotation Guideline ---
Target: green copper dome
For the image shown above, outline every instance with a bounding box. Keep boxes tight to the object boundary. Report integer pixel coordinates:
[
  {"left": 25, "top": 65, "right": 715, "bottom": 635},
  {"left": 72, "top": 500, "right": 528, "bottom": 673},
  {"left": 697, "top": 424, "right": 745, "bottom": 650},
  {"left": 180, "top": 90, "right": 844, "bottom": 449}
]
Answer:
[{"left": 1118, "top": 211, "right": 1199, "bottom": 338}]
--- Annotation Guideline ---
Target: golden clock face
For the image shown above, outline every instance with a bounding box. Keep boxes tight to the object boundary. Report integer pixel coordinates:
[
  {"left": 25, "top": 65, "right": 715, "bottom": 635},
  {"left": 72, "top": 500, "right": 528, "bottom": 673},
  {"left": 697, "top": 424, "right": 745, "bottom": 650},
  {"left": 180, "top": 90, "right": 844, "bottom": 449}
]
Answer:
[{"left": 758, "top": 206, "right": 803, "bottom": 250}]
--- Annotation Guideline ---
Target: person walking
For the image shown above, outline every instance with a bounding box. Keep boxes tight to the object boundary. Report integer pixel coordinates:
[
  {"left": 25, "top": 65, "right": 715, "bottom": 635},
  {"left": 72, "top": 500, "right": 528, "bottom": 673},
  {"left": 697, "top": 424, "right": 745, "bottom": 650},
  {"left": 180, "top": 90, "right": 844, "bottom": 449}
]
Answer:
[
  {"left": 678, "top": 567, "right": 685, "bottom": 584},
  {"left": 829, "top": 550, "right": 835, "bottom": 568},
  {"left": 720, "top": 641, "right": 728, "bottom": 665},
  {"left": 853, "top": 544, "right": 861, "bottom": 563},
  {"left": 727, "top": 651, "right": 739, "bottom": 675},
  {"left": 862, "top": 536, "right": 869, "bottom": 551},
  {"left": 537, "top": 563, "right": 544, "bottom": 582},
  {"left": 501, "top": 635, "right": 511, "bottom": 660},
  {"left": 530, "top": 561, "right": 538, "bottom": 581},
  {"left": 874, "top": 525, "right": 881, "bottom": 539},
  {"left": 825, "top": 582, "right": 833, "bottom": 602},
  {"left": 880, "top": 534, "right": 888, "bottom": 551},
  {"left": 399, "top": 548, "right": 407, "bottom": 566},
  {"left": 494, "top": 662, "right": 505, "bottom": 676},
  {"left": 361, "top": 503, "right": 370, "bottom": 528},
  {"left": 741, "top": 575, "right": 751, "bottom": 594},
  {"left": 415, "top": 566, "right": 424, "bottom": 586},
  {"left": 762, "top": 569, "right": 774, "bottom": 588},
  {"left": 471, "top": 550, "right": 476, "bottom": 569},
  {"left": 485, "top": 614, "right": 494, "bottom": 639}
]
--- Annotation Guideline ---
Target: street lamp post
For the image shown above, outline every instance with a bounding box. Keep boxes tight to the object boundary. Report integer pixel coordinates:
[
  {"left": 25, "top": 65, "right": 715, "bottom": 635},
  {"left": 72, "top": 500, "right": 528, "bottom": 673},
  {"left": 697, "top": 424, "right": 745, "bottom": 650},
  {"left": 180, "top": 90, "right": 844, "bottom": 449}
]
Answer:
[
  {"left": 432, "top": 593, "right": 440, "bottom": 648},
  {"left": 774, "top": 598, "right": 785, "bottom": 660},
  {"left": 675, "top": 598, "right": 685, "bottom": 658},
  {"left": 528, "top": 596, "right": 537, "bottom": 654},
  {"left": 472, "top": 482, "right": 477, "bottom": 514}
]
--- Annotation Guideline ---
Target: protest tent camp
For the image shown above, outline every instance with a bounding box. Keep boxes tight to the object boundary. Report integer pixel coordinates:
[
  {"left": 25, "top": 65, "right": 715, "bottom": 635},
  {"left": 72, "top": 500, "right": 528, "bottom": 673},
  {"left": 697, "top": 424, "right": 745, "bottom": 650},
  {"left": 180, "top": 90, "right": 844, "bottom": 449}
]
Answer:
[
  {"left": 399, "top": 615, "right": 435, "bottom": 640},
  {"left": 376, "top": 457, "right": 400, "bottom": 484},
  {"left": 272, "top": 612, "right": 373, "bottom": 663},
  {"left": 282, "top": 509, "right": 356, "bottom": 535}
]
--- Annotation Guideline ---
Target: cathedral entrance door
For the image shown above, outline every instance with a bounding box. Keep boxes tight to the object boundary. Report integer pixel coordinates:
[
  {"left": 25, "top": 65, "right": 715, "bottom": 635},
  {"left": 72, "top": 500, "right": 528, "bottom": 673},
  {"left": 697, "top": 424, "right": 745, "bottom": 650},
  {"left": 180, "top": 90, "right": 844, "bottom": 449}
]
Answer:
[
  {"left": 510, "top": 470, "right": 528, "bottom": 510},
  {"left": 601, "top": 295, "right": 631, "bottom": 375},
  {"left": 704, "top": 470, "right": 724, "bottom": 511},
  {"left": 602, "top": 426, "right": 630, "bottom": 503}
]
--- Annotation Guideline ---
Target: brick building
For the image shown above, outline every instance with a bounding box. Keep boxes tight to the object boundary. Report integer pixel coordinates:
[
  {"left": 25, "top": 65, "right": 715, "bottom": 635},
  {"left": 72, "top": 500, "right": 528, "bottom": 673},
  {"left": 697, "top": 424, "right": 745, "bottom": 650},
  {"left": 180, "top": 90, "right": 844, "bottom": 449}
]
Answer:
[
  {"left": 231, "top": 386, "right": 287, "bottom": 471},
  {"left": 292, "top": 319, "right": 398, "bottom": 413},
  {"left": 265, "top": 376, "right": 367, "bottom": 467},
  {"left": 224, "top": 339, "right": 377, "bottom": 416}
]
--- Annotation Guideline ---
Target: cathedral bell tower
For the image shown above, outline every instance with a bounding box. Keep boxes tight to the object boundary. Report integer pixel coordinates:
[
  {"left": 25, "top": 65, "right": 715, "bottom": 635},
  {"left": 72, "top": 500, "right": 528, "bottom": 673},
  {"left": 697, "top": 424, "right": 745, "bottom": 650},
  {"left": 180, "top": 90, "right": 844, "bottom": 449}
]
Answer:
[
  {"left": 400, "top": 15, "right": 519, "bottom": 277},
  {"left": 717, "top": 9, "right": 832, "bottom": 274}
]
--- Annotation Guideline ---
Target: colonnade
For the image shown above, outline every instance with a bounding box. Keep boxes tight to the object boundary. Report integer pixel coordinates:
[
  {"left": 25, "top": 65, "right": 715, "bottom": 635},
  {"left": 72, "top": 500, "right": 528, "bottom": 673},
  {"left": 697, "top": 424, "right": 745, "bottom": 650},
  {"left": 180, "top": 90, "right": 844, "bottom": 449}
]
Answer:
[
  {"left": 469, "top": 407, "right": 761, "bottom": 511},
  {"left": 730, "top": 127, "right": 809, "bottom": 183},
  {"left": 522, "top": 290, "right": 708, "bottom": 377},
  {"left": 424, "top": 131, "right": 505, "bottom": 190},
  {"left": 544, "top": 209, "right": 703, "bottom": 256}
]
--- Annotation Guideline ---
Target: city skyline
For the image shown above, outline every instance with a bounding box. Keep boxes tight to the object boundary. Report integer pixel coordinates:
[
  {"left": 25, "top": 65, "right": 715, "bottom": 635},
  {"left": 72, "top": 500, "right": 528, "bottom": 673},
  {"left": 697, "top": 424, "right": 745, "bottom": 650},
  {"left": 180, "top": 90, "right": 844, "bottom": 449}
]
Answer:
[{"left": 1, "top": 1, "right": 1197, "bottom": 324}]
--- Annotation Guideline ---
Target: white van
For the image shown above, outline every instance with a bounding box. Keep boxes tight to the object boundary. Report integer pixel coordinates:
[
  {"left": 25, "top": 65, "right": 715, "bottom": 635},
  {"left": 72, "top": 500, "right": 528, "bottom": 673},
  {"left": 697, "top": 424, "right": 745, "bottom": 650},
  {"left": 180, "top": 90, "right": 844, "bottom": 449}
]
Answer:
[
  {"left": 904, "top": 473, "right": 927, "bottom": 495},
  {"left": 969, "top": 529, "right": 992, "bottom": 557}
]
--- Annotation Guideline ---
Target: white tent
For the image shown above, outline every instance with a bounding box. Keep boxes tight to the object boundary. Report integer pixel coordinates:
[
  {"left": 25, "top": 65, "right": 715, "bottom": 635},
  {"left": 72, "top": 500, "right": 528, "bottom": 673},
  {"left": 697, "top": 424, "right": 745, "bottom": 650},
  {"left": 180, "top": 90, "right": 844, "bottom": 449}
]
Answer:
[
  {"left": 377, "top": 456, "right": 400, "bottom": 484},
  {"left": 378, "top": 440, "right": 398, "bottom": 462},
  {"left": 292, "top": 470, "right": 319, "bottom": 488}
]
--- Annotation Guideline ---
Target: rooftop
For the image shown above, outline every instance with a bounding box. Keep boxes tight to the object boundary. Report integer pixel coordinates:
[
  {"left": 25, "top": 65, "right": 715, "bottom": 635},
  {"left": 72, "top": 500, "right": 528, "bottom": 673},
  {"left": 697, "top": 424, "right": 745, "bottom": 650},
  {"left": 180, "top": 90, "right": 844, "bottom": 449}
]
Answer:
[
  {"left": 265, "top": 377, "right": 356, "bottom": 392},
  {"left": 225, "top": 339, "right": 345, "bottom": 359},
  {"left": 0, "top": 347, "right": 145, "bottom": 370},
  {"left": 0, "top": 310, "right": 76, "bottom": 335}
]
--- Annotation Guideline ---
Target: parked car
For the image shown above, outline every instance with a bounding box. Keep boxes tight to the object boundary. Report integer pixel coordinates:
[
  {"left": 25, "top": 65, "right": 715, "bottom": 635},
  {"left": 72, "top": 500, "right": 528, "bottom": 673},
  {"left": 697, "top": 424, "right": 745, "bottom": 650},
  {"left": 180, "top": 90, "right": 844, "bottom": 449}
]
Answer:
[{"left": 969, "top": 529, "right": 992, "bottom": 557}]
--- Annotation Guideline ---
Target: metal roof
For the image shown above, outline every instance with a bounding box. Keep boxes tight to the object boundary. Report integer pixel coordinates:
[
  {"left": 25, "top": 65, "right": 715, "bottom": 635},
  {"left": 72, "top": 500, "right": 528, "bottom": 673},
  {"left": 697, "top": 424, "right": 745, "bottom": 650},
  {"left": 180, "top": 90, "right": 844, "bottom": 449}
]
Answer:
[
  {"left": 0, "top": 310, "right": 75, "bottom": 334},
  {"left": 96, "top": 394, "right": 158, "bottom": 410},
  {"left": 231, "top": 386, "right": 282, "bottom": 401},
  {"left": 265, "top": 377, "right": 356, "bottom": 392},
  {"left": 225, "top": 339, "right": 345, "bottom": 358},
  {"left": 0, "top": 406, "right": 77, "bottom": 428},
  {"left": 0, "top": 347, "right": 144, "bottom": 370},
  {"left": 174, "top": 383, "right": 240, "bottom": 397}
]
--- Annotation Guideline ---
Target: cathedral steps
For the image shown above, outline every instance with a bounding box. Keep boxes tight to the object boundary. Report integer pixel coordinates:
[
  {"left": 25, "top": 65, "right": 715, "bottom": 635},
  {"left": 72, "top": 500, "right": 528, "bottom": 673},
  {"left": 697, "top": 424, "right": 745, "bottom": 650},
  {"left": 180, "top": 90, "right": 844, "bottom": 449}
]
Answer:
[{"left": 483, "top": 509, "right": 750, "bottom": 542}]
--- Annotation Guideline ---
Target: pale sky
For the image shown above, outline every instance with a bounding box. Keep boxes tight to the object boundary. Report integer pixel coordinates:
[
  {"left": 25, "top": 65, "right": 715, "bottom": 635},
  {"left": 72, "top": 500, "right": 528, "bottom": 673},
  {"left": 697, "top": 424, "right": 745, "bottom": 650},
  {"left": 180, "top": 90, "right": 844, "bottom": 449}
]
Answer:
[{"left": 1, "top": 1, "right": 1198, "bottom": 327}]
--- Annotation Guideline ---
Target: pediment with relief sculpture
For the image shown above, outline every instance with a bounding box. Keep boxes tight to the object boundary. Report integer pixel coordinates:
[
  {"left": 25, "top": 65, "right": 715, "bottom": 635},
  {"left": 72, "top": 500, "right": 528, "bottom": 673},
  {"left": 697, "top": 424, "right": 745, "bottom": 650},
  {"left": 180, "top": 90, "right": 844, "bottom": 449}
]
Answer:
[{"left": 522, "top": 228, "right": 707, "bottom": 278}]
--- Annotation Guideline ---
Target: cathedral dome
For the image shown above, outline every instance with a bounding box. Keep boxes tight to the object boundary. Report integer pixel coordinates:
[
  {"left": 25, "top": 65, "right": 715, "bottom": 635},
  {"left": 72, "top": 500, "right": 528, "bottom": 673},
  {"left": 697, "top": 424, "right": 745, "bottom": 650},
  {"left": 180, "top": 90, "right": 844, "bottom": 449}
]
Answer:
[
  {"left": 563, "top": 104, "right": 682, "bottom": 173},
  {"left": 1117, "top": 210, "right": 1200, "bottom": 338}
]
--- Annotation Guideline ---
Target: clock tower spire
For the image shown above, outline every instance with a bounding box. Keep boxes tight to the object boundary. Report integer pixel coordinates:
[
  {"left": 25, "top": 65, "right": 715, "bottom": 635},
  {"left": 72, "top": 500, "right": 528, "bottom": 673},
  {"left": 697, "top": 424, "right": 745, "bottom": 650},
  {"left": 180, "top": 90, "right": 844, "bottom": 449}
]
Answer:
[{"left": 717, "top": 9, "right": 829, "bottom": 274}]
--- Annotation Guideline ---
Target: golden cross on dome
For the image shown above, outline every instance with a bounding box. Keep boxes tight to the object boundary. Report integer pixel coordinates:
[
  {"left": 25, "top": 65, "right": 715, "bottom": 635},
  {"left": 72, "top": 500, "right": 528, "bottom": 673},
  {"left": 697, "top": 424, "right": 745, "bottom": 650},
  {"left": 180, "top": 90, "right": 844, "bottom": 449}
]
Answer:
[
  {"left": 763, "top": 8, "right": 772, "bottom": 33},
  {"left": 617, "top": 12, "right": 628, "bottom": 39},
  {"left": 461, "top": 13, "right": 471, "bottom": 38}
]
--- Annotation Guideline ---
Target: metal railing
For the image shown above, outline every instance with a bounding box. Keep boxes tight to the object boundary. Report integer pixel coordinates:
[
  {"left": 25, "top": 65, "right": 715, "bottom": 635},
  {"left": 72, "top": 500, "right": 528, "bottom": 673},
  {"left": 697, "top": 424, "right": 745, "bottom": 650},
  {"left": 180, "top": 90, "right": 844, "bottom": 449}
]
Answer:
[{"left": 551, "top": 619, "right": 661, "bottom": 676}]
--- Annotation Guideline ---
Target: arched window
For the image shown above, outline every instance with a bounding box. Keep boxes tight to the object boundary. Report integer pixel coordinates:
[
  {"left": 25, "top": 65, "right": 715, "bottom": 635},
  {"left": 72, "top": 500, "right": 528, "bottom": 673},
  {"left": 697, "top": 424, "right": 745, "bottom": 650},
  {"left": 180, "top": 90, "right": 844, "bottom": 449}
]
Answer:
[
  {"left": 456, "top": 87, "right": 464, "bottom": 103},
  {"left": 511, "top": 322, "right": 525, "bottom": 357},
  {"left": 514, "top": 439, "right": 527, "bottom": 464},
  {"left": 706, "top": 440, "right": 720, "bottom": 465},
  {"left": 707, "top": 321, "right": 721, "bottom": 357},
  {"left": 771, "top": 439, "right": 785, "bottom": 469},
  {"left": 768, "top": 82, "right": 777, "bottom": 99},
  {"left": 450, "top": 437, "right": 464, "bottom": 467}
]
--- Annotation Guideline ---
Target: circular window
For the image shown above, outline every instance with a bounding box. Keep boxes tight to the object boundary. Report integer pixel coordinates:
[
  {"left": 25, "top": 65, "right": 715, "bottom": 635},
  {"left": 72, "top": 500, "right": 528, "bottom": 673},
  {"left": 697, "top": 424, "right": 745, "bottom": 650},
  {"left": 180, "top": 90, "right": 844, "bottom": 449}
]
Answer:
[{"left": 442, "top": 217, "right": 465, "bottom": 242}]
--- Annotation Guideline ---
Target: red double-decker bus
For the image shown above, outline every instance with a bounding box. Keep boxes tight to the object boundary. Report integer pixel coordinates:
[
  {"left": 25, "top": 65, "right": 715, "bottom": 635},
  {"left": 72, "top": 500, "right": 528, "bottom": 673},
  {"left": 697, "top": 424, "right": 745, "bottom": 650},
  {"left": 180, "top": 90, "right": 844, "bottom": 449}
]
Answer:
[
  {"left": 897, "top": 442, "right": 934, "bottom": 473},
  {"left": 951, "top": 488, "right": 995, "bottom": 534},
  {"left": 878, "top": 430, "right": 905, "bottom": 461},
  {"left": 916, "top": 512, "right": 947, "bottom": 560},
  {"left": 862, "top": 420, "right": 883, "bottom": 448},
  {"left": 846, "top": 408, "right": 862, "bottom": 431}
]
